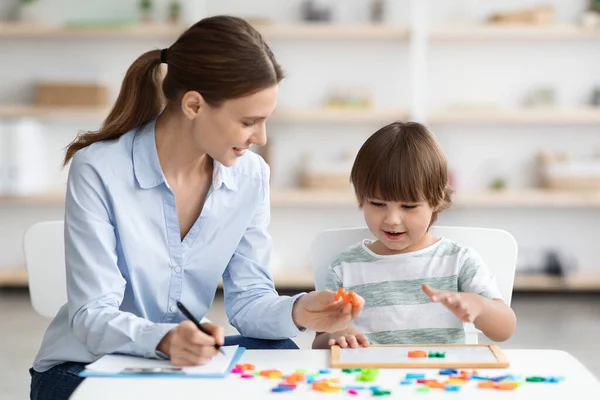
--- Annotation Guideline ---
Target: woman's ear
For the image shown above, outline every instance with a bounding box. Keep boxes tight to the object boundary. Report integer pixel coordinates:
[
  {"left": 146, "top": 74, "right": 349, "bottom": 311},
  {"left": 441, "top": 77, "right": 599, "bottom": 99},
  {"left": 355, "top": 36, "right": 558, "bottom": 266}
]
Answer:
[{"left": 180, "top": 91, "right": 204, "bottom": 119}]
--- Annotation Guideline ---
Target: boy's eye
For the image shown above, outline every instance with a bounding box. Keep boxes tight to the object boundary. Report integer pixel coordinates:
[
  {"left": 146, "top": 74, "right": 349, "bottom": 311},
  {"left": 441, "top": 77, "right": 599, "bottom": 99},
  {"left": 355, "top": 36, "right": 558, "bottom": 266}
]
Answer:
[
  {"left": 242, "top": 121, "right": 257, "bottom": 127},
  {"left": 369, "top": 201, "right": 385, "bottom": 207},
  {"left": 402, "top": 205, "right": 418, "bottom": 209}
]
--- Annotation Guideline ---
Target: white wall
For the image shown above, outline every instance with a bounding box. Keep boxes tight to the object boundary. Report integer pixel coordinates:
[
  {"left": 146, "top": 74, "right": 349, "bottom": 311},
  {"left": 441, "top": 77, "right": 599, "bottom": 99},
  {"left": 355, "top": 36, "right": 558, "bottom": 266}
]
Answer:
[{"left": 0, "top": 0, "right": 598, "bottom": 279}]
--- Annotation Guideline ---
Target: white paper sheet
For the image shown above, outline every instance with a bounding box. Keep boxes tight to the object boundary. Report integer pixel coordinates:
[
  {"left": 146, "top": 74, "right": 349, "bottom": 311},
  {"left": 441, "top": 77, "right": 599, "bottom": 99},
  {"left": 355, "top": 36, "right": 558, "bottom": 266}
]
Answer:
[{"left": 85, "top": 345, "right": 239, "bottom": 375}]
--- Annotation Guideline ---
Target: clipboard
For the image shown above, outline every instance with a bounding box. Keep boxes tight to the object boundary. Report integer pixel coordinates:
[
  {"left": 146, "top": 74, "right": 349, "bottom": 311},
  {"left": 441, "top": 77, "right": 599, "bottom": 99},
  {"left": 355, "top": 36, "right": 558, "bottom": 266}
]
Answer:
[{"left": 79, "top": 346, "right": 245, "bottom": 378}]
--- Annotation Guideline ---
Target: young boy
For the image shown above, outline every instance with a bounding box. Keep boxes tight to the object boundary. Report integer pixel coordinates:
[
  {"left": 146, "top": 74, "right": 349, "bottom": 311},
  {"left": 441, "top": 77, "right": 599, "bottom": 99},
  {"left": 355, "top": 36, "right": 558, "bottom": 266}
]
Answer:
[{"left": 313, "top": 122, "right": 516, "bottom": 349}]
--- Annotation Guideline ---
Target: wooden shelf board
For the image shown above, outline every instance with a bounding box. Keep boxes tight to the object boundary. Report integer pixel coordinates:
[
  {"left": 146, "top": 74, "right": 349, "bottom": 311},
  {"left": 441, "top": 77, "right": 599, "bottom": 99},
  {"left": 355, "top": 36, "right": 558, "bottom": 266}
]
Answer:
[
  {"left": 3, "top": 265, "right": 599, "bottom": 292},
  {"left": 513, "top": 273, "right": 600, "bottom": 291},
  {"left": 2, "top": 22, "right": 598, "bottom": 41},
  {"left": 271, "top": 109, "right": 409, "bottom": 123},
  {"left": 0, "top": 22, "right": 186, "bottom": 38},
  {"left": 428, "top": 108, "right": 600, "bottom": 125},
  {"left": 216, "top": 272, "right": 314, "bottom": 290},
  {"left": 0, "top": 193, "right": 65, "bottom": 205},
  {"left": 454, "top": 190, "right": 600, "bottom": 208},
  {"left": 0, "top": 268, "right": 28, "bottom": 286},
  {"left": 0, "top": 105, "right": 108, "bottom": 119},
  {"left": 258, "top": 23, "right": 409, "bottom": 39},
  {"left": 4, "top": 106, "right": 599, "bottom": 125},
  {"left": 0, "top": 105, "right": 409, "bottom": 123},
  {"left": 270, "top": 189, "right": 600, "bottom": 208},
  {"left": 0, "top": 22, "right": 409, "bottom": 40},
  {"left": 430, "top": 24, "right": 600, "bottom": 40},
  {"left": 5, "top": 189, "right": 600, "bottom": 208},
  {"left": 4, "top": 189, "right": 600, "bottom": 208}
]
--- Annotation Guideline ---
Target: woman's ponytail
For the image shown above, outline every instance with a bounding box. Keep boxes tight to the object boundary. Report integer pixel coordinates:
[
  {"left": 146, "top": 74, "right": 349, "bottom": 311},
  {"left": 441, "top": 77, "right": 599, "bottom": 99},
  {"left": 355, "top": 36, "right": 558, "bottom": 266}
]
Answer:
[{"left": 63, "top": 50, "right": 165, "bottom": 166}]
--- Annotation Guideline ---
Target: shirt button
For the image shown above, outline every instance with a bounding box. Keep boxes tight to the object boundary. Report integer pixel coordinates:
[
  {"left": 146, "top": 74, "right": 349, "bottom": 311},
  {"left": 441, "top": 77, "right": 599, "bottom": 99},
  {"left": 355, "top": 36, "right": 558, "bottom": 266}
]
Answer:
[
  {"left": 174, "top": 266, "right": 181, "bottom": 273},
  {"left": 170, "top": 305, "right": 177, "bottom": 312}
]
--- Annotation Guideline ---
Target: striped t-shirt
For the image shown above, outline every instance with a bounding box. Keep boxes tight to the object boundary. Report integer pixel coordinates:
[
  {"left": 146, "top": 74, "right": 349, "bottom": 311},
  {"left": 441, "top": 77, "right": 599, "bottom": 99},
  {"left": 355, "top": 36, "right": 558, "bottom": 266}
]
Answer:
[{"left": 325, "top": 238, "right": 503, "bottom": 345}]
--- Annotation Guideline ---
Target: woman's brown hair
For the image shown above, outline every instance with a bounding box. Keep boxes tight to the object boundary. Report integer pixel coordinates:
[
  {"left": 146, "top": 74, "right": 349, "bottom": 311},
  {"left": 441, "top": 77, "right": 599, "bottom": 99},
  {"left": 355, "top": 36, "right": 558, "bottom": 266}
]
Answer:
[
  {"left": 63, "top": 15, "right": 284, "bottom": 165},
  {"left": 350, "top": 121, "right": 453, "bottom": 225}
]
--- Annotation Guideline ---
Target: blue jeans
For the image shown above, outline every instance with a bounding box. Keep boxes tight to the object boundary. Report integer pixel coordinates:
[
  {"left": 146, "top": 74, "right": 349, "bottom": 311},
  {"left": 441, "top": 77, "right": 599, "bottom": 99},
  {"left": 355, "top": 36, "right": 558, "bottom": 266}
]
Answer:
[{"left": 30, "top": 336, "right": 298, "bottom": 400}]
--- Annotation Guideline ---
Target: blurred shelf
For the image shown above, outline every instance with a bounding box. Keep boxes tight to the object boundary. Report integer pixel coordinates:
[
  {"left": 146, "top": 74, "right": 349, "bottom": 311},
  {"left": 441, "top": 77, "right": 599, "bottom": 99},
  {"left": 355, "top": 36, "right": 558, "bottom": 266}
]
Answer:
[
  {"left": 0, "top": 22, "right": 186, "bottom": 38},
  {"left": 217, "top": 271, "right": 314, "bottom": 290},
  {"left": 258, "top": 23, "right": 409, "bottom": 39},
  {"left": 3, "top": 265, "right": 600, "bottom": 291},
  {"left": 0, "top": 267, "right": 28, "bottom": 287},
  {"left": 0, "top": 265, "right": 313, "bottom": 289},
  {"left": 270, "top": 189, "right": 600, "bottom": 208},
  {"left": 428, "top": 108, "right": 600, "bottom": 125},
  {"left": 7, "top": 189, "right": 600, "bottom": 209},
  {"left": 0, "top": 193, "right": 65, "bottom": 205},
  {"left": 0, "top": 105, "right": 409, "bottom": 124},
  {"left": 270, "top": 272, "right": 600, "bottom": 291},
  {"left": 3, "top": 22, "right": 597, "bottom": 41},
  {"left": 272, "top": 189, "right": 356, "bottom": 207},
  {"left": 3, "top": 265, "right": 600, "bottom": 292},
  {"left": 454, "top": 190, "right": 600, "bottom": 208},
  {"left": 0, "top": 105, "right": 108, "bottom": 120},
  {"left": 430, "top": 24, "right": 600, "bottom": 40},
  {"left": 513, "top": 273, "right": 600, "bottom": 291},
  {"left": 272, "top": 109, "right": 409, "bottom": 123},
  {"left": 0, "top": 22, "right": 409, "bottom": 40}
]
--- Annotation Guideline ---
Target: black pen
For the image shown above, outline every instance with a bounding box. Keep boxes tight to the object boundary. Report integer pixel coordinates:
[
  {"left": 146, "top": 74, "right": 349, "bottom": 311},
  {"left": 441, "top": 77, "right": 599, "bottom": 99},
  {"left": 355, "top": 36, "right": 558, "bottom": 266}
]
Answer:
[{"left": 176, "top": 301, "right": 225, "bottom": 355}]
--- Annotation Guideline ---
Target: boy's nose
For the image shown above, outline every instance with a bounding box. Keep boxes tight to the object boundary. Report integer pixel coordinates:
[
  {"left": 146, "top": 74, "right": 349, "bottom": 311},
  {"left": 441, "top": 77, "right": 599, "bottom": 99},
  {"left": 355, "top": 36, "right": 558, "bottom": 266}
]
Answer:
[{"left": 384, "top": 212, "right": 403, "bottom": 226}]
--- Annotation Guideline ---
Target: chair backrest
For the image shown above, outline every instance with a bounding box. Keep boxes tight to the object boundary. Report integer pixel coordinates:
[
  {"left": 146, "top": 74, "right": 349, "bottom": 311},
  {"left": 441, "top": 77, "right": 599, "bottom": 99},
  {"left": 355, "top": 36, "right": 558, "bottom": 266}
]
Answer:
[
  {"left": 23, "top": 221, "right": 66, "bottom": 318},
  {"left": 310, "top": 226, "right": 518, "bottom": 306}
]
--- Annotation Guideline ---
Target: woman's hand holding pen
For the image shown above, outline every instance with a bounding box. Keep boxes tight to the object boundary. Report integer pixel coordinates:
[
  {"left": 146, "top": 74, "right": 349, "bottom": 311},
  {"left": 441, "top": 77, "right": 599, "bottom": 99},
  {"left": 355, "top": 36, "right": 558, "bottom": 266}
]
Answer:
[{"left": 157, "top": 321, "right": 225, "bottom": 366}]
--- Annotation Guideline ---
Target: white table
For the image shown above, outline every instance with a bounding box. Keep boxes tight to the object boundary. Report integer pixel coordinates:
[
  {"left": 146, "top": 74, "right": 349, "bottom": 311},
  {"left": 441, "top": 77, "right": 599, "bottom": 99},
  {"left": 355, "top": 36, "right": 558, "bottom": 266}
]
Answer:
[{"left": 71, "top": 349, "right": 599, "bottom": 399}]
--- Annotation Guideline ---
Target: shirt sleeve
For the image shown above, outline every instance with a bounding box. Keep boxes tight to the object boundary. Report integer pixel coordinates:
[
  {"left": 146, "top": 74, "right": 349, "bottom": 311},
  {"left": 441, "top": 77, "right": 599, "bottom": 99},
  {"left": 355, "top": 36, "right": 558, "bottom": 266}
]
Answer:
[
  {"left": 222, "top": 159, "right": 304, "bottom": 339},
  {"left": 65, "top": 153, "right": 177, "bottom": 358},
  {"left": 458, "top": 247, "right": 503, "bottom": 301}
]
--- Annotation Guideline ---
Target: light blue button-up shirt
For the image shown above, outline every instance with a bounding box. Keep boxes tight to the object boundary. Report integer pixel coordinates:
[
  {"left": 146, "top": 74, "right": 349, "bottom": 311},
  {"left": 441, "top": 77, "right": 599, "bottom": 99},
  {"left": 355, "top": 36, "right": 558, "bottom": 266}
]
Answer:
[{"left": 33, "top": 120, "right": 303, "bottom": 372}]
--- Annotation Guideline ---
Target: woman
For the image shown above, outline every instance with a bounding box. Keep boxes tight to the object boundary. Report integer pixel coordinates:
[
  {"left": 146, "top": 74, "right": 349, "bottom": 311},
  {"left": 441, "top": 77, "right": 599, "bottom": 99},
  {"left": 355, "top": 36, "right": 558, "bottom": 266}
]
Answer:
[{"left": 30, "top": 15, "right": 364, "bottom": 400}]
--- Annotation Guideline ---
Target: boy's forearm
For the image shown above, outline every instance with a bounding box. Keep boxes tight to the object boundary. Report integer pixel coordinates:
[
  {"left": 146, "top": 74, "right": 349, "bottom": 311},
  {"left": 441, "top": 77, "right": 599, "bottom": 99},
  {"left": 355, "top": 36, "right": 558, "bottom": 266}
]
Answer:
[
  {"left": 312, "top": 332, "right": 331, "bottom": 349},
  {"left": 472, "top": 295, "right": 517, "bottom": 342}
]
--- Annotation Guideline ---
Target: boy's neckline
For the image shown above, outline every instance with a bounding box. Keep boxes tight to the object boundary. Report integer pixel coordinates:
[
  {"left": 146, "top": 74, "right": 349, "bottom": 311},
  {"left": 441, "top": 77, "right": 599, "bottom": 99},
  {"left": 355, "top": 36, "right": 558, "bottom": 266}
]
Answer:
[{"left": 361, "top": 237, "right": 445, "bottom": 258}]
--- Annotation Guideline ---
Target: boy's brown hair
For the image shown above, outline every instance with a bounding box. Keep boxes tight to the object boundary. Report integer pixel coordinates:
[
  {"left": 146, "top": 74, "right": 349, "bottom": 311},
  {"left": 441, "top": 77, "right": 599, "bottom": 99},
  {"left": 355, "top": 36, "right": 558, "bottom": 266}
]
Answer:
[{"left": 350, "top": 121, "right": 453, "bottom": 225}]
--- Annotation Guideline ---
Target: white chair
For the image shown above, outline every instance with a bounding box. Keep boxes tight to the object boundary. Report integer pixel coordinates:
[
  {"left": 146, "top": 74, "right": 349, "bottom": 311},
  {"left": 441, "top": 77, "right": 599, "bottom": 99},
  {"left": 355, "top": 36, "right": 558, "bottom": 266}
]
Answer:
[
  {"left": 310, "top": 226, "right": 518, "bottom": 344},
  {"left": 23, "top": 220, "right": 66, "bottom": 318}
]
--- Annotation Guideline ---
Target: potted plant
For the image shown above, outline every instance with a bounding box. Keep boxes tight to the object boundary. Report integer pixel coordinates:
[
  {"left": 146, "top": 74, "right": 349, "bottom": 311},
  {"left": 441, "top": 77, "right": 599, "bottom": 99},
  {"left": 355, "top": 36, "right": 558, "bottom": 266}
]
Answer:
[
  {"left": 18, "top": 0, "right": 44, "bottom": 23},
  {"left": 169, "top": 0, "right": 182, "bottom": 24},
  {"left": 582, "top": 0, "right": 600, "bottom": 27},
  {"left": 139, "top": 0, "right": 153, "bottom": 23}
]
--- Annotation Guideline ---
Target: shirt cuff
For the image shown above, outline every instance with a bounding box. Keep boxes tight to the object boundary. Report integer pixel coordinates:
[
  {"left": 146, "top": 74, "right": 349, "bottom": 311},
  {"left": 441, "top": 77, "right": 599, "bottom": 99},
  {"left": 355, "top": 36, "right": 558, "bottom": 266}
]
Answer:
[
  {"left": 140, "top": 323, "right": 179, "bottom": 359},
  {"left": 288, "top": 293, "right": 308, "bottom": 334}
]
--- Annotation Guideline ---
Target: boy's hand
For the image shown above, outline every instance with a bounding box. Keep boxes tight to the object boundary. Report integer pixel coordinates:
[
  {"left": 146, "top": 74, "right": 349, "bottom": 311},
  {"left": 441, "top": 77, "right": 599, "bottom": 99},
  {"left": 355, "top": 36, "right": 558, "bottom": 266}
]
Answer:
[
  {"left": 328, "top": 327, "right": 370, "bottom": 348},
  {"left": 422, "top": 284, "right": 484, "bottom": 323}
]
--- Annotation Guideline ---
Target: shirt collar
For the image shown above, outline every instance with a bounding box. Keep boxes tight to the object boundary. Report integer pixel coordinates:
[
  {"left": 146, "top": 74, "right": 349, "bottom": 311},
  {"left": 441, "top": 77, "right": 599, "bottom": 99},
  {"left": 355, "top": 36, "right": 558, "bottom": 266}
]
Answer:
[
  {"left": 133, "top": 120, "right": 238, "bottom": 191},
  {"left": 133, "top": 120, "right": 165, "bottom": 189},
  {"left": 212, "top": 160, "right": 238, "bottom": 191}
]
